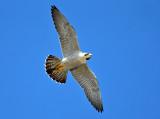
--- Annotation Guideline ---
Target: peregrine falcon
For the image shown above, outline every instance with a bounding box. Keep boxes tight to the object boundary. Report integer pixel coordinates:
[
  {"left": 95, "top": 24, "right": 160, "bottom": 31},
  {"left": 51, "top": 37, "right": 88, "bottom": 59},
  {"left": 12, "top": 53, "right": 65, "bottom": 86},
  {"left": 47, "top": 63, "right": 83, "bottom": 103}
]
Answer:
[{"left": 45, "top": 6, "right": 103, "bottom": 112}]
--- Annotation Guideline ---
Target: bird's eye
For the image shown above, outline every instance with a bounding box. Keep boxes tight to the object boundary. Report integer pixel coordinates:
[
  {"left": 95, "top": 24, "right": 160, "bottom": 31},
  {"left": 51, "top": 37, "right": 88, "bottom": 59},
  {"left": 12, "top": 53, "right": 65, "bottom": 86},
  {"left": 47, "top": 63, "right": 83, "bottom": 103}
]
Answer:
[{"left": 85, "top": 53, "right": 89, "bottom": 56}]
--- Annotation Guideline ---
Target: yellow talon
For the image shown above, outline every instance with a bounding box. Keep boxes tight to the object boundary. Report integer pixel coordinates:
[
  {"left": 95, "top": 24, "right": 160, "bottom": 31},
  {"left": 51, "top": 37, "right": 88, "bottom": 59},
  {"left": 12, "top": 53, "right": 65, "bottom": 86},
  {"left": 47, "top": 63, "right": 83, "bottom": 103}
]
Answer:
[{"left": 56, "top": 64, "right": 64, "bottom": 71}]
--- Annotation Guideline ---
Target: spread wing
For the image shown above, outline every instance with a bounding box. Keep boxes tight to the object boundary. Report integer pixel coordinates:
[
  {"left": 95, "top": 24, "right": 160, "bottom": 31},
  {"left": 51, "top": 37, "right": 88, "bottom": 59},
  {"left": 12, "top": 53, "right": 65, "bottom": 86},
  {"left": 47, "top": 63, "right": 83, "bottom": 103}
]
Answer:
[
  {"left": 51, "top": 6, "right": 80, "bottom": 58},
  {"left": 70, "top": 64, "right": 103, "bottom": 112}
]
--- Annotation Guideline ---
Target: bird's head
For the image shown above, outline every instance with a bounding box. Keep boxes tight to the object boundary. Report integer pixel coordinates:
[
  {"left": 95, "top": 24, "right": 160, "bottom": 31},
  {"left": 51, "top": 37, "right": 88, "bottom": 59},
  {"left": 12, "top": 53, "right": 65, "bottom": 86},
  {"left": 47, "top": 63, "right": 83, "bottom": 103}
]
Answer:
[{"left": 84, "top": 53, "right": 92, "bottom": 60}]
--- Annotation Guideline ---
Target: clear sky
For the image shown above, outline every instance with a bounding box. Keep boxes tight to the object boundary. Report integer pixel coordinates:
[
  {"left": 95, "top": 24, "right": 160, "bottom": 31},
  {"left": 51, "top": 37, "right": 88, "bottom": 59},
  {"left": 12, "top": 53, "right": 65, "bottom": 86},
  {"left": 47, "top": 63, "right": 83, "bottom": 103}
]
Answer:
[{"left": 0, "top": 0, "right": 160, "bottom": 119}]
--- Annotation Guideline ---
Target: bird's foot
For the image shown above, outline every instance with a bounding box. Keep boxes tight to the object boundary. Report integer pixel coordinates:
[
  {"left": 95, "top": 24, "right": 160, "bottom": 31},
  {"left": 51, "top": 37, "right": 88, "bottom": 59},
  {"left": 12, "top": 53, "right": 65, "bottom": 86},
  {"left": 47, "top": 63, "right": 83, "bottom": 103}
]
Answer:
[{"left": 56, "top": 64, "right": 64, "bottom": 71}]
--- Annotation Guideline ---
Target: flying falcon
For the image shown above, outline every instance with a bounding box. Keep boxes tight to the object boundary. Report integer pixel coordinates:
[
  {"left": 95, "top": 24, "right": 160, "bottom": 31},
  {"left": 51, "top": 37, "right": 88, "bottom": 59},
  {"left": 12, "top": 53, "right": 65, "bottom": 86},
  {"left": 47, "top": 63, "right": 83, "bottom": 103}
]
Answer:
[{"left": 45, "top": 6, "right": 103, "bottom": 112}]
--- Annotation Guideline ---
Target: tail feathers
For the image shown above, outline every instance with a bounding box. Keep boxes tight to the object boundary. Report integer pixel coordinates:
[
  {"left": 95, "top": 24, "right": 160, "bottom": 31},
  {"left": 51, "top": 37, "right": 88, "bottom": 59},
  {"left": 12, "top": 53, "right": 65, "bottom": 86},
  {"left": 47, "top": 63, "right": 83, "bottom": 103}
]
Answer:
[
  {"left": 45, "top": 55, "right": 68, "bottom": 84},
  {"left": 49, "top": 70, "right": 68, "bottom": 84},
  {"left": 45, "top": 55, "right": 61, "bottom": 73}
]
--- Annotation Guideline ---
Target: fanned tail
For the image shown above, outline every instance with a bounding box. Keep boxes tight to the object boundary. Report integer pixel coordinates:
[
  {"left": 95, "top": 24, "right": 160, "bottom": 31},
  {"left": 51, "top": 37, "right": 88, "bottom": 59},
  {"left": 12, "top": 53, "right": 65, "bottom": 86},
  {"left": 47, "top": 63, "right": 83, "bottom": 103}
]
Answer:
[{"left": 45, "top": 55, "right": 68, "bottom": 84}]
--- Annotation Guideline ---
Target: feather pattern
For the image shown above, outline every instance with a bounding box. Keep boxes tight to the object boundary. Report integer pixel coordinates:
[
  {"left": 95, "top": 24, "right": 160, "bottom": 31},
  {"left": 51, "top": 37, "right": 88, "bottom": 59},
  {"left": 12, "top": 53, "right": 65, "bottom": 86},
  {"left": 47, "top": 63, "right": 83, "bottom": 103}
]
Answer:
[
  {"left": 45, "top": 55, "right": 68, "bottom": 84},
  {"left": 70, "top": 64, "right": 103, "bottom": 112},
  {"left": 51, "top": 6, "right": 80, "bottom": 58}
]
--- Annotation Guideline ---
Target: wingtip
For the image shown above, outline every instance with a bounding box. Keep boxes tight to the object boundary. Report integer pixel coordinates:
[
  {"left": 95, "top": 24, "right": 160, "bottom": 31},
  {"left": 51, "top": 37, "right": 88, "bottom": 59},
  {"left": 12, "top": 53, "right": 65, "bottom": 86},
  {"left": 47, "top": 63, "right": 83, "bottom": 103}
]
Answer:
[
  {"left": 97, "top": 108, "right": 103, "bottom": 113},
  {"left": 100, "top": 108, "right": 104, "bottom": 113},
  {"left": 99, "top": 105, "right": 104, "bottom": 113},
  {"left": 51, "top": 5, "right": 58, "bottom": 11},
  {"left": 51, "top": 5, "right": 55, "bottom": 9}
]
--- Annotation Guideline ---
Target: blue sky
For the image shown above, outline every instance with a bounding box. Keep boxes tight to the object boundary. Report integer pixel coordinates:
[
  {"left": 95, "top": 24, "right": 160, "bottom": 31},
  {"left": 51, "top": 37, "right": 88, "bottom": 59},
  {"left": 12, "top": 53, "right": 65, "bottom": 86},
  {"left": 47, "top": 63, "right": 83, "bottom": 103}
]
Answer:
[{"left": 0, "top": 0, "right": 160, "bottom": 118}]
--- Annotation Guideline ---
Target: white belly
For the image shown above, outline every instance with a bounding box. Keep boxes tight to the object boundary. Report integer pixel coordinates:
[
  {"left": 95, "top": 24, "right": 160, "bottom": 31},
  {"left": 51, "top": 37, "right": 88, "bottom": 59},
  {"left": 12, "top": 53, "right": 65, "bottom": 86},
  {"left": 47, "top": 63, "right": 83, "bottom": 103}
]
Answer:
[{"left": 61, "top": 52, "right": 86, "bottom": 70}]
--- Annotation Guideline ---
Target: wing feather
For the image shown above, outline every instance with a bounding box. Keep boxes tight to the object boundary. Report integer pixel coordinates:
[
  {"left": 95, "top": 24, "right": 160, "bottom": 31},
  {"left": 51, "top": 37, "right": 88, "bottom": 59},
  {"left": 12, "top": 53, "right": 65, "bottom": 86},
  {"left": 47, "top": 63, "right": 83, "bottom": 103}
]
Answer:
[
  {"left": 51, "top": 6, "right": 80, "bottom": 58},
  {"left": 70, "top": 64, "right": 103, "bottom": 112}
]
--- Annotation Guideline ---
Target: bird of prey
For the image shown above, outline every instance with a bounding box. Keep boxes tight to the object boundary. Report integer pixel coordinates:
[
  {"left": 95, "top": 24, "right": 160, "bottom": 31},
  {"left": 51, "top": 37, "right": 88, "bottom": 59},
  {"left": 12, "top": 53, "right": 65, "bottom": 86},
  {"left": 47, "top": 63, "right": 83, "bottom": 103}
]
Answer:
[{"left": 45, "top": 5, "right": 103, "bottom": 112}]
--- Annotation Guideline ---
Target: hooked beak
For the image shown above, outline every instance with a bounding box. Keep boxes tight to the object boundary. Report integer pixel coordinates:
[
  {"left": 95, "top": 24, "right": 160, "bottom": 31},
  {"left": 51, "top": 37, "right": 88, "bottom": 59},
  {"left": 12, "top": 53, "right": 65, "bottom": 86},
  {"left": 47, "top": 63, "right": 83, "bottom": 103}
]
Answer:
[
  {"left": 86, "top": 53, "right": 92, "bottom": 60},
  {"left": 89, "top": 53, "right": 92, "bottom": 57}
]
